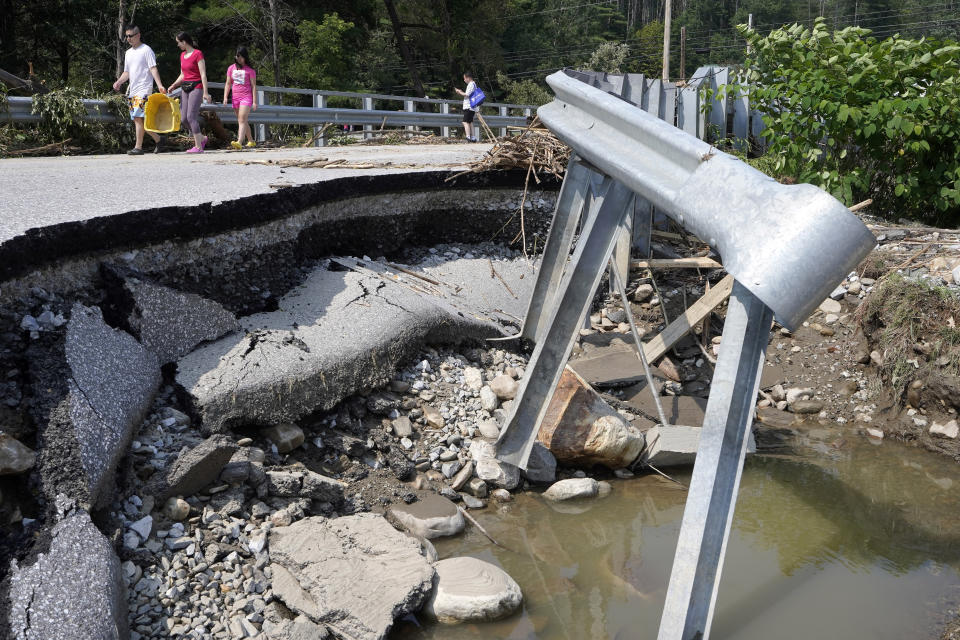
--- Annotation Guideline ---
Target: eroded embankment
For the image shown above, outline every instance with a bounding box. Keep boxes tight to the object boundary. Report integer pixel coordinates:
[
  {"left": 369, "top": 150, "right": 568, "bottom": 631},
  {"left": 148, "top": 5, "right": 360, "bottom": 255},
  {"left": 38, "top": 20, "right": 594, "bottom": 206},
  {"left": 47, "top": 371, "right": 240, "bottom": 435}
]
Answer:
[{"left": 0, "top": 170, "right": 558, "bottom": 639}]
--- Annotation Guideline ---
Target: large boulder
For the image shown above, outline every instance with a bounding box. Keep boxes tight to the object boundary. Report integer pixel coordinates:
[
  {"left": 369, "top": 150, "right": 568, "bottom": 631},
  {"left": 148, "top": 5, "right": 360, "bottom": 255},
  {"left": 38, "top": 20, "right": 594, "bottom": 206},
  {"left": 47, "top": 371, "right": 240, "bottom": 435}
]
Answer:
[
  {"left": 101, "top": 264, "right": 240, "bottom": 364},
  {"left": 5, "top": 507, "right": 126, "bottom": 640},
  {"left": 424, "top": 557, "right": 522, "bottom": 624},
  {"left": 30, "top": 303, "right": 160, "bottom": 508},
  {"left": 471, "top": 441, "right": 520, "bottom": 490},
  {"left": 537, "top": 366, "right": 644, "bottom": 470},
  {"left": 269, "top": 513, "right": 435, "bottom": 640},
  {"left": 388, "top": 493, "right": 465, "bottom": 539},
  {"left": 177, "top": 257, "right": 531, "bottom": 434},
  {"left": 543, "top": 478, "right": 599, "bottom": 501}
]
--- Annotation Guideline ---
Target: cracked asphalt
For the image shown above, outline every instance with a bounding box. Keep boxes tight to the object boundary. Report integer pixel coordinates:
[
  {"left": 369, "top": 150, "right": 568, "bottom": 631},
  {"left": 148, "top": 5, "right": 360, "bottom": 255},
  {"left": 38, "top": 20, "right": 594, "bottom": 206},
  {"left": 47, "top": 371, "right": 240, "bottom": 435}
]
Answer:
[{"left": 0, "top": 144, "right": 491, "bottom": 245}]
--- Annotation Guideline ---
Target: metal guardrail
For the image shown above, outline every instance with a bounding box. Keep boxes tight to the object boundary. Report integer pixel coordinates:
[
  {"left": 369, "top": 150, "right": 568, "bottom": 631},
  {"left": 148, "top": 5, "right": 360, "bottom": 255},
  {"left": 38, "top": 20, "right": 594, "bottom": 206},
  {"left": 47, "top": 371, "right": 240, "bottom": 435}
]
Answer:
[
  {"left": 4, "top": 85, "right": 534, "bottom": 145},
  {"left": 566, "top": 66, "right": 767, "bottom": 150},
  {"left": 494, "top": 69, "right": 876, "bottom": 640}
]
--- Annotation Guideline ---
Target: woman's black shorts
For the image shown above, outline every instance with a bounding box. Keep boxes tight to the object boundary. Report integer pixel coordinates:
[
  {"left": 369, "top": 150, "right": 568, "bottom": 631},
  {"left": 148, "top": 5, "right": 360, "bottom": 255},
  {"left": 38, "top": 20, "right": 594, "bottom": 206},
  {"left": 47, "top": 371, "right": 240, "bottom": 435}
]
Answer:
[{"left": 462, "top": 109, "right": 475, "bottom": 123}]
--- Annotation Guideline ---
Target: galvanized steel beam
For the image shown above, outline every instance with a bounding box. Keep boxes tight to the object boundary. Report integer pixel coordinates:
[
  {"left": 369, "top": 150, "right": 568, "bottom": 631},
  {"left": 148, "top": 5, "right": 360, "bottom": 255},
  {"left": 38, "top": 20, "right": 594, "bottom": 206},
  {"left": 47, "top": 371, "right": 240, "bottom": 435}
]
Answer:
[
  {"left": 656, "top": 281, "right": 773, "bottom": 640},
  {"left": 496, "top": 180, "right": 635, "bottom": 468},
  {"left": 515, "top": 157, "right": 596, "bottom": 343},
  {"left": 537, "top": 70, "right": 875, "bottom": 331},
  {"left": 4, "top": 97, "right": 527, "bottom": 130}
]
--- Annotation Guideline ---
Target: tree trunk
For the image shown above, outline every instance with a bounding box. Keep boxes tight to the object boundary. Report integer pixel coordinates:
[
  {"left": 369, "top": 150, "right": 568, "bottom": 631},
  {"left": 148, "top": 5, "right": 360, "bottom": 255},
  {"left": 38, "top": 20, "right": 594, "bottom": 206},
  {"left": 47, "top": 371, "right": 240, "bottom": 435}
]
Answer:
[
  {"left": 116, "top": 0, "right": 126, "bottom": 77},
  {"left": 268, "top": 0, "right": 281, "bottom": 85},
  {"left": 382, "top": 0, "right": 426, "bottom": 97}
]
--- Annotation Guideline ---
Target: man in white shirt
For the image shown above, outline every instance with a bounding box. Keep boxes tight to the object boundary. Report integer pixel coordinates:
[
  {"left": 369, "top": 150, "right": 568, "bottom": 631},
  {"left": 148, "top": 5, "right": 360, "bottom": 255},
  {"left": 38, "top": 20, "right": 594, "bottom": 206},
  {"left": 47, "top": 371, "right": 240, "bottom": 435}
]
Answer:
[
  {"left": 454, "top": 71, "right": 478, "bottom": 142},
  {"left": 112, "top": 25, "right": 166, "bottom": 155}
]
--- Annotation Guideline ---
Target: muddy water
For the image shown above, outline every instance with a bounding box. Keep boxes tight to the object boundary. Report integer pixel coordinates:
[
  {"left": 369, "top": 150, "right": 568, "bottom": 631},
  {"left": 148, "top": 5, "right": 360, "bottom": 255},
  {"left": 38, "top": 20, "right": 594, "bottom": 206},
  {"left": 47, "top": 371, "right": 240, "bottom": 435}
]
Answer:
[{"left": 394, "top": 435, "right": 960, "bottom": 640}]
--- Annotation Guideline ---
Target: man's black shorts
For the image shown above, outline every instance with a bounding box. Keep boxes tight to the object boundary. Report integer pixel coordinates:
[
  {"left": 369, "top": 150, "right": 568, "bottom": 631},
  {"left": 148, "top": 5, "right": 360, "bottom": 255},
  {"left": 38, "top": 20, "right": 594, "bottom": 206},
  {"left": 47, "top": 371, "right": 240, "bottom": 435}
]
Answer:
[{"left": 462, "top": 109, "right": 475, "bottom": 123}]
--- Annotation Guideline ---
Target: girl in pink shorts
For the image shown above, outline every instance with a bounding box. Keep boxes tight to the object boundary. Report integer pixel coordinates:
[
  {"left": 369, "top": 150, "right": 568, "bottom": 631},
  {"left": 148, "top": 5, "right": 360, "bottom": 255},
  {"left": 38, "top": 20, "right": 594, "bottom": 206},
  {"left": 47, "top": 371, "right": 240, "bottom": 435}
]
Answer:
[{"left": 222, "top": 47, "right": 257, "bottom": 149}]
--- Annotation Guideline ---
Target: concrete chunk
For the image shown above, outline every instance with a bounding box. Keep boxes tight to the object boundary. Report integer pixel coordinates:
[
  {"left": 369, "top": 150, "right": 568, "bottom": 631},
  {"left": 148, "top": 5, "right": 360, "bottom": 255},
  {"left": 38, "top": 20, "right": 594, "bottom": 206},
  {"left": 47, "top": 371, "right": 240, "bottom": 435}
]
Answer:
[
  {"left": 642, "top": 424, "right": 756, "bottom": 467},
  {"left": 6, "top": 509, "right": 127, "bottom": 640},
  {"left": 269, "top": 513, "right": 435, "bottom": 640}
]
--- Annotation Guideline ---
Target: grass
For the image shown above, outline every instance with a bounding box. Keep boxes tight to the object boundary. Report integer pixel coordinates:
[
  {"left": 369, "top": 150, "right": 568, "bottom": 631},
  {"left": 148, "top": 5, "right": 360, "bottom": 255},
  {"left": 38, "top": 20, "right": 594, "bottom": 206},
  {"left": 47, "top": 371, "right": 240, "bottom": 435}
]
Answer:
[{"left": 858, "top": 273, "right": 960, "bottom": 401}]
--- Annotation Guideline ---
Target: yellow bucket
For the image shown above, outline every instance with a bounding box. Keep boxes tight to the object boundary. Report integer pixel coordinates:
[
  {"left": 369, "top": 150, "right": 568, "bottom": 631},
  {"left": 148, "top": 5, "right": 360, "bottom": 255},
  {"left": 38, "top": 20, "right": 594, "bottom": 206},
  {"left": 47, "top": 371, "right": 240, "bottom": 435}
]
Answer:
[{"left": 144, "top": 93, "right": 181, "bottom": 134}]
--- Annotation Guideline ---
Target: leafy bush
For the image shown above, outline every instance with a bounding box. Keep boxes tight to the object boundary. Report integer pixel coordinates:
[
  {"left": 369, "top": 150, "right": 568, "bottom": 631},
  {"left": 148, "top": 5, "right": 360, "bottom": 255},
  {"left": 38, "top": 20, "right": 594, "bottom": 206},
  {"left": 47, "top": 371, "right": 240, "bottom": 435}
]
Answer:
[
  {"left": 495, "top": 71, "right": 551, "bottom": 109},
  {"left": 738, "top": 18, "right": 960, "bottom": 223},
  {"left": 31, "top": 88, "right": 88, "bottom": 140}
]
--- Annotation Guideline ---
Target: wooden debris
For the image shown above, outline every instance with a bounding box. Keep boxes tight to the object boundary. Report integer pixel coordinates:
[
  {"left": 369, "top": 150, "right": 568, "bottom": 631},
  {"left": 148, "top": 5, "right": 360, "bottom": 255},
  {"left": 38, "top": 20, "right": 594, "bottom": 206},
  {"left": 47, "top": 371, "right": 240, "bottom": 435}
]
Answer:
[
  {"left": 631, "top": 257, "right": 722, "bottom": 270},
  {"left": 446, "top": 116, "right": 570, "bottom": 181},
  {"left": 488, "top": 258, "right": 517, "bottom": 299},
  {"left": 643, "top": 274, "right": 735, "bottom": 363},
  {"left": 3, "top": 138, "right": 77, "bottom": 156}
]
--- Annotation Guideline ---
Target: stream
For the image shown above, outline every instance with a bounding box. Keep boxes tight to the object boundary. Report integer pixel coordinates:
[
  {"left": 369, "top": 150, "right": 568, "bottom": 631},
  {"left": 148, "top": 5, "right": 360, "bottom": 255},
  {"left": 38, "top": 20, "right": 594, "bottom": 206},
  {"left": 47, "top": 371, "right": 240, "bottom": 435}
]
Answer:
[{"left": 393, "top": 431, "right": 960, "bottom": 639}]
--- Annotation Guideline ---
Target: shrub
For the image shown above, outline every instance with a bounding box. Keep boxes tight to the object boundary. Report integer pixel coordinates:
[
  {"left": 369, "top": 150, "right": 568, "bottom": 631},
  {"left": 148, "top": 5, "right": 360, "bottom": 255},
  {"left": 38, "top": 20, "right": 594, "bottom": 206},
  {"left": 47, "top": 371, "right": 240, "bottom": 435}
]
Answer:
[{"left": 738, "top": 18, "right": 960, "bottom": 223}]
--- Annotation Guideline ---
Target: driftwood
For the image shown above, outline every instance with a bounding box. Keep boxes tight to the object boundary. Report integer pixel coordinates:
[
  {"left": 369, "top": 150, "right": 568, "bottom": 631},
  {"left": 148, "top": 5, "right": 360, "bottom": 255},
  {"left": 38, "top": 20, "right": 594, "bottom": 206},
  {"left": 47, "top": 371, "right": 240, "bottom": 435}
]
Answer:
[
  {"left": 0, "top": 67, "right": 47, "bottom": 95},
  {"left": 3, "top": 139, "right": 77, "bottom": 157}
]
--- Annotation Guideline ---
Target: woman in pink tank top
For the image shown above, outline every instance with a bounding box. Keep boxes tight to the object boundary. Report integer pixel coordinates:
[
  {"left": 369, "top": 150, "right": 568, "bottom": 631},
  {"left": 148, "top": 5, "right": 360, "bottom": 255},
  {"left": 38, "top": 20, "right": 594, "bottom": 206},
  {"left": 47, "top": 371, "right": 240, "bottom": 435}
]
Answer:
[{"left": 222, "top": 46, "right": 258, "bottom": 150}]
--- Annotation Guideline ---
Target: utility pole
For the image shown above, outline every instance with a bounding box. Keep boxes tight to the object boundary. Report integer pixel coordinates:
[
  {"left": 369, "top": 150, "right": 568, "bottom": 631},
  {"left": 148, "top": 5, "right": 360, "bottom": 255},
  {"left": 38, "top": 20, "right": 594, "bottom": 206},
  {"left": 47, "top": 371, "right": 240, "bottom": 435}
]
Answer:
[
  {"left": 746, "top": 13, "right": 753, "bottom": 54},
  {"left": 662, "top": 0, "right": 672, "bottom": 81},
  {"left": 680, "top": 26, "right": 686, "bottom": 82}
]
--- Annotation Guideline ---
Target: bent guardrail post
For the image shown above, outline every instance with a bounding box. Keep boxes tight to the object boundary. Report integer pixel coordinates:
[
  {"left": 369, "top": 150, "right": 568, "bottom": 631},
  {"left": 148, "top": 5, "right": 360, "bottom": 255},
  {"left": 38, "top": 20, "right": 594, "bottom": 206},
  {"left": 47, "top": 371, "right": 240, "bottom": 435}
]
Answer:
[
  {"left": 657, "top": 281, "right": 773, "bottom": 640},
  {"left": 496, "top": 180, "right": 634, "bottom": 468},
  {"left": 495, "top": 69, "right": 877, "bottom": 639}
]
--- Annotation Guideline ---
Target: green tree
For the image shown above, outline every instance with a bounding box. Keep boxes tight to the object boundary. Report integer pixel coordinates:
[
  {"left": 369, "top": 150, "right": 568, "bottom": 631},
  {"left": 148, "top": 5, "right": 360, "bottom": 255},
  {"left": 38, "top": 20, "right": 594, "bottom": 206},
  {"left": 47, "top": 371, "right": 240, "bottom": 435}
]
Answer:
[{"left": 286, "top": 13, "right": 354, "bottom": 89}]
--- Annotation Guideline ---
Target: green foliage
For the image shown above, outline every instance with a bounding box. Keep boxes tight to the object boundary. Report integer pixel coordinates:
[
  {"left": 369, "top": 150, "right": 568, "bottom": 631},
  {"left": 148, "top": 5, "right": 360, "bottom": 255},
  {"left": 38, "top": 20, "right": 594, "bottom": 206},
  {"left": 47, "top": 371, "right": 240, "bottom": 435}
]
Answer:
[
  {"left": 31, "top": 88, "right": 88, "bottom": 140},
  {"left": 286, "top": 14, "right": 354, "bottom": 90},
  {"left": 631, "top": 21, "right": 663, "bottom": 77},
  {"left": 21, "top": 88, "right": 132, "bottom": 153},
  {"left": 738, "top": 18, "right": 960, "bottom": 223},
  {"left": 583, "top": 42, "right": 630, "bottom": 74},
  {"left": 495, "top": 71, "right": 551, "bottom": 107}
]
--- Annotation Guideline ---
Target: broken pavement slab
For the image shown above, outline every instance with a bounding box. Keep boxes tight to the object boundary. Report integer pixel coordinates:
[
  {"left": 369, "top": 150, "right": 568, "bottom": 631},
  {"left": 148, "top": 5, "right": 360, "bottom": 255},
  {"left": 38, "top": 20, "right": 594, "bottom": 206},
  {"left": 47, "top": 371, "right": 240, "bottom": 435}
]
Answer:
[
  {"left": 177, "top": 256, "right": 533, "bottom": 434},
  {"left": 101, "top": 263, "right": 240, "bottom": 364},
  {"left": 5, "top": 508, "right": 127, "bottom": 640},
  {"left": 31, "top": 303, "right": 160, "bottom": 508},
  {"left": 269, "top": 513, "right": 435, "bottom": 640}
]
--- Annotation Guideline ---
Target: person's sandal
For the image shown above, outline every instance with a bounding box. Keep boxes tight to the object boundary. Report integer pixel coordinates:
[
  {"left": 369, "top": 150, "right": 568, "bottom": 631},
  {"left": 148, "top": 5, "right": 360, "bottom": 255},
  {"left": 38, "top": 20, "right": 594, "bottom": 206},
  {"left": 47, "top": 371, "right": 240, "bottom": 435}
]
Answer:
[
  {"left": 127, "top": 148, "right": 144, "bottom": 155},
  {"left": 245, "top": 141, "right": 256, "bottom": 148},
  {"left": 153, "top": 134, "right": 167, "bottom": 154},
  {"left": 230, "top": 141, "right": 242, "bottom": 150},
  {"left": 186, "top": 146, "right": 202, "bottom": 154}
]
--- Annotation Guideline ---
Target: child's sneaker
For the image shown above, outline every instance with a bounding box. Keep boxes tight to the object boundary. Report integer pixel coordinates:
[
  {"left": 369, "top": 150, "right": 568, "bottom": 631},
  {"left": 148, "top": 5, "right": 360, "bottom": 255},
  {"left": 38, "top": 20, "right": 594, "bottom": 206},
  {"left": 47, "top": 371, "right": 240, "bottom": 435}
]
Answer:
[
  {"left": 186, "top": 146, "right": 203, "bottom": 154},
  {"left": 230, "top": 141, "right": 242, "bottom": 150},
  {"left": 245, "top": 141, "right": 256, "bottom": 148}
]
